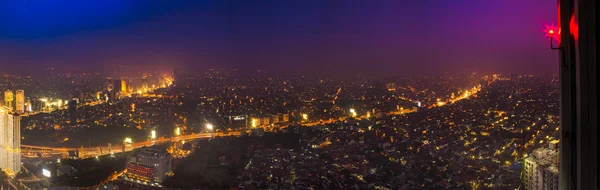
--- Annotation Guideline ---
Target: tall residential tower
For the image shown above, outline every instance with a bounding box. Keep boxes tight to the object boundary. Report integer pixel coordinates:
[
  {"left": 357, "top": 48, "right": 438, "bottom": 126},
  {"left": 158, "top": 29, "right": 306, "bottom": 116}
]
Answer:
[
  {"left": 4, "top": 90, "right": 13, "bottom": 110},
  {"left": 0, "top": 108, "right": 21, "bottom": 175},
  {"left": 15, "top": 90, "right": 24, "bottom": 114}
]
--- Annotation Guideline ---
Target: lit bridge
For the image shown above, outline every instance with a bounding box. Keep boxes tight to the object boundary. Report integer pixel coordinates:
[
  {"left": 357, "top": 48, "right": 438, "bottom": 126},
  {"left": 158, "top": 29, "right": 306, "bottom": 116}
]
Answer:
[{"left": 20, "top": 132, "right": 240, "bottom": 158}]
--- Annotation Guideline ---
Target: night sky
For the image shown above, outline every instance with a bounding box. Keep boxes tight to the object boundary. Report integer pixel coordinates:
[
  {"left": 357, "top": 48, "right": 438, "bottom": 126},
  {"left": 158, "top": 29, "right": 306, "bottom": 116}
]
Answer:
[{"left": 0, "top": 0, "right": 557, "bottom": 75}]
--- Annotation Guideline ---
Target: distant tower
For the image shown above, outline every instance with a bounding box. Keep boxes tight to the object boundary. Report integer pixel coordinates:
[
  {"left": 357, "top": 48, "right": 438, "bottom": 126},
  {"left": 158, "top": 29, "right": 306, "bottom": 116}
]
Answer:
[
  {"left": 141, "top": 77, "right": 149, "bottom": 92},
  {"left": 106, "top": 78, "right": 113, "bottom": 91},
  {"left": 113, "top": 79, "right": 122, "bottom": 93},
  {"left": 26, "top": 99, "right": 32, "bottom": 112},
  {"left": 0, "top": 109, "right": 21, "bottom": 174},
  {"left": 68, "top": 100, "right": 77, "bottom": 123},
  {"left": 15, "top": 90, "right": 24, "bottom": 114},
  {"left": 4, "top": 90, "right": 13, "bottom": 110},
  {"left": 121, "top": 79, "right": 127, "bottom": 93}
]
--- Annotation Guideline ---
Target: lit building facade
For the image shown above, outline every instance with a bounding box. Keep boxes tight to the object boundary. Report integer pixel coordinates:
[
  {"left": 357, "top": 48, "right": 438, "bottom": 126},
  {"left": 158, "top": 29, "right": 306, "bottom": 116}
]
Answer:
[
  {"left": 522, "top": 140, "right": 559, "bottom": 190},
  {"left": 0, "top": 108, "right": 21, "bottom": 175},
  {"left": 386, "top": 83, "right": 397, "bottom": 91},
  {"left": 125, "top": 147, "right": 172, "bottom": 183},
  {"left": 249, "top": 113, "right": 290, "bottom": 128},
  {"left": 4, "top": 90, "right": 13, "bottom": 110},
  {"left": 15, "top": 90, "right": 24, "bottom": 114},
  {"left": 121, "top": 80, "right": 128, "bottom": 94}
]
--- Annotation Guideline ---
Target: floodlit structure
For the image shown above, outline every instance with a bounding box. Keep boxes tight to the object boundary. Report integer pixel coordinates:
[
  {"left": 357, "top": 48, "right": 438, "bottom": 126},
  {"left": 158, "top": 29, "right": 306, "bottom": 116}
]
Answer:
[
  {"left": 141, "top": 77, "right": 149, "bottom": 92},
  {"left": 121, "top": 79, "right": 128, "bottom": 93},
  {"left": 0, "top": 108, "right": 21, "bottom": 175},
  {"left": 4, "top": 90, "right": 13, "bottom": 110},
  {"left": 15, "top": 90, "right": 24, "bottom": 114},
  {"left": 175, "top": 127, "right": 181, "bottom": 136}
]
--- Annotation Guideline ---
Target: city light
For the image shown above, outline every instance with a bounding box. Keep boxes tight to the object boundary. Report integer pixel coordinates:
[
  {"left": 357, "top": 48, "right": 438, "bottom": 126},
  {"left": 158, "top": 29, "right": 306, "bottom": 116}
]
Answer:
[
  {"left": 302, "top": 114, "right": 308, "bottom": 120},
  {"left": 206, "top": 123, "right": 214, "bottom": 130},
  {"left": 151, "top": 130, "right": 157, "bottom": 139},
  {"left": 251, "top": 118, "right": 259, "bottom": 128},
  {"left": 350, "top": 108, "right": 355, "bottom": 113},
  {"left": 175, "top": 127, "right": 181, "bottom": 136},
  {"left": 350, "top": 109, "right": 357, "bottom": 117},
  {"left": 124, "top": 137, "right": 133, "bottom": 144},
  {"left": 42, "top": 169, "right": 51, "bottom": 177}
]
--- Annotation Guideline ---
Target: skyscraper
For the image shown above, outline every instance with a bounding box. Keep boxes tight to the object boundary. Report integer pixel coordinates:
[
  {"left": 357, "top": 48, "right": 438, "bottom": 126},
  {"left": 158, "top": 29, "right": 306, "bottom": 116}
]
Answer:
[
  {"left": 141, "top": 77, "right": 149, "bottom": 92},
  {"left": 106, "top": 78, "right": 113, "bottom": 91},
  {"left": 68, "top": 100, "right": 77, "bottom": 122},
  {"left": 4, "top": 90, "right": 13, "bottom": 110},
  {"left": 113, "top": 79, "right": 122, "bottom": 94},
  {"left": 121, "top": 79, "right": 127, "bottom": 93},
  {"left": 0, "top": 109, "right": 21, "bottom": 175},
  {"left": 15, "top": 90, "right": 24, "bottom": 114}
]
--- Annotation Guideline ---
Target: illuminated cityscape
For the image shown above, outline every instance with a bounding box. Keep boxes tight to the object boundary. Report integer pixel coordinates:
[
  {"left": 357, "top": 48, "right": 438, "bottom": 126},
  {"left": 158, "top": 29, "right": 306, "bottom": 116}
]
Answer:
[{"left": 1, "top": 0, "right": 598, "bottom": 190}]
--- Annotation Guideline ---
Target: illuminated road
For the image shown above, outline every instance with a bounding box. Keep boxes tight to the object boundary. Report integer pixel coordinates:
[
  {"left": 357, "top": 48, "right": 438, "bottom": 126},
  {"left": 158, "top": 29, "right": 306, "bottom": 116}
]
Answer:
[
  {"left": 20, "top": 113, "right": 406, "bottom": 158},
  {"left": 21, "top": 79, "right": 489, "bottom": 158},
  {"left": 21, "top": 132, "right": 240, "bottom": 158}
]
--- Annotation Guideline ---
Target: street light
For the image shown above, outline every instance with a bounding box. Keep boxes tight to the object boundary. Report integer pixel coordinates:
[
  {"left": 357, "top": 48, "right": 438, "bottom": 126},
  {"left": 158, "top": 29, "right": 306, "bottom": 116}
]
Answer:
[
  {"left": 350, "top": 109, "right": 357, "bottom": 117},
  {"left": 206, "top": 123, "right": 214, "bottom": 131},
  {"left": 302, "top": 114, "right": 308, "bottom": 121},
  {"left": 124, "top": 137, "right": 132, "bottom": 144},
  {"left": 151, "top": 130, "right": 157, "bottom": 139}
]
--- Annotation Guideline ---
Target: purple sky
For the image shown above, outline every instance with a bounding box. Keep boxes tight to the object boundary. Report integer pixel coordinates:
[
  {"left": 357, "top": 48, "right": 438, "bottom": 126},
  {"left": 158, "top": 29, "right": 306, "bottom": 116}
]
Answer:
[{"left": 0, "top": 0, "right": 558, "bottom": 75}]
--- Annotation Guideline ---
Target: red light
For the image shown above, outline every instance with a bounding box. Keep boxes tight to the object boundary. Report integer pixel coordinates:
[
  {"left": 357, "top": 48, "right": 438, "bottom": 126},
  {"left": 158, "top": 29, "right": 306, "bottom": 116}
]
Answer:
[
  {"left": 569, "top": 14, "right": 579, "bottom": 41},
  {"left": 556, "top": 2, "right": 561, "bottom": 45},
  {"left": 543, "top": 23, "right": 558, "bottom": 39}
]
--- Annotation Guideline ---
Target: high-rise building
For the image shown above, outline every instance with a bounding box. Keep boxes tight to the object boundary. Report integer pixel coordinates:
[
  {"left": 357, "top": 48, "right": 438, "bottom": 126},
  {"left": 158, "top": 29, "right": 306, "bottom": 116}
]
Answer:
[
  {"left": 68, "top": 100, "right": 77, "bottom": 122},
  {"left": 113, "top": 79, "right": 122, "bottom": 94},
  {"left": 121, "top": 79, "right": 127, "bottom": 94},
  {"left": 125, "top": 147, "right": 172, "bottom": 183},
  {"left": 522, "top": 140, "right": 560, "bottom": 190},
  {"left": 25, "top": 99, "right": 32, "bottom": 112},
  {"left": 15, "top": 90, "right": 24, "bottom": 114},
  {"left": 141, "top": 77, "right": 149, "bottom": 92},
  {"left": 0, "top": 109, "right": 21, "bottom": 175},
  {"left": 106, "top": 78, "right": 113, "bottom": 91},
  {"left": 4, "top": 90, "right": 13, "bottom": 110}
]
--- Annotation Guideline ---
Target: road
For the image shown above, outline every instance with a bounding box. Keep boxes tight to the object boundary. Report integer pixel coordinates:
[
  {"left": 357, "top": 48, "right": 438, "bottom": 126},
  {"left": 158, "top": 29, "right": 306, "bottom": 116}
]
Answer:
[
  {"left": 20, "top": 114, "right": 398, "bottom": 158},
  {"left": 21, "top": 132, "right": 240, "bottom": 158}
]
